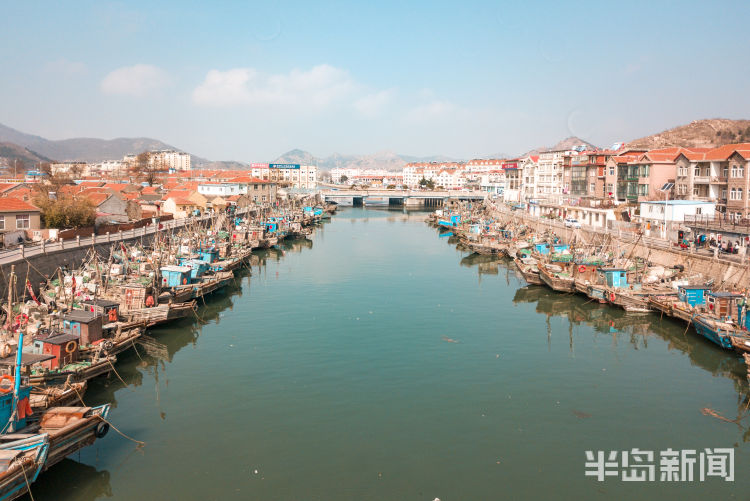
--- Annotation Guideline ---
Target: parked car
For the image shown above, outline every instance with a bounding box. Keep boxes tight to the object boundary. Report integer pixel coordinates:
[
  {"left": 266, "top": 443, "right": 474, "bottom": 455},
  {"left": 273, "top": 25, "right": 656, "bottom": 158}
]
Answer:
[{"left": 564, "top": 218, "right": 582, "bottom": 228}]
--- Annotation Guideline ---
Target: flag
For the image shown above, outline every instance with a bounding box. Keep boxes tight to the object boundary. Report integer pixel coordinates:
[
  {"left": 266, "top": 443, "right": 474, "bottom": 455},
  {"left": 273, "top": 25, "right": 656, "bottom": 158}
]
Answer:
[{"left": 26, "top": 280, "right": 40, "bottom": 306}]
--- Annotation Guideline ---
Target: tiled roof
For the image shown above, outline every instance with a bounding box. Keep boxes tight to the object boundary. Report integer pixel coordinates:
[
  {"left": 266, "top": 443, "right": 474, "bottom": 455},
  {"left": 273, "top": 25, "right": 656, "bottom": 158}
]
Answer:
[{"left": 0, "top": 198, "right": 38, "bottom": 212}]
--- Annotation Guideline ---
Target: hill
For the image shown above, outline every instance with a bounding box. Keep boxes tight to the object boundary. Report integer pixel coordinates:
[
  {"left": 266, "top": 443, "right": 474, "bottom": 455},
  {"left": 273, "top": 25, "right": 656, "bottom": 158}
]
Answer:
[
  {"left": 0, "top": 142, "right": 52, "bottom": 170},
  {"left": 272, "top": 149, "right": 463, "bottom": 171},
  {"left": 626, "top": 119, "right": 750, "bottom": 150},
  {"left": 0, "top": 122, "right": 186, "bottom": 163},
  {"left": 523, "top": 136, "right": 598, "bottom": 156}
]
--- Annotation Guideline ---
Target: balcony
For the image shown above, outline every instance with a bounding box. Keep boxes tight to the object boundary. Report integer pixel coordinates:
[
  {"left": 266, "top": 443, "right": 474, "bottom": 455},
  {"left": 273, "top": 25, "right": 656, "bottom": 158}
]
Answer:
[
  {"left": 710, "top": 176, "right": 727, "bottom": 184},
  {"left": 693, "top": 176, "right": 710, "bottom": 184}
]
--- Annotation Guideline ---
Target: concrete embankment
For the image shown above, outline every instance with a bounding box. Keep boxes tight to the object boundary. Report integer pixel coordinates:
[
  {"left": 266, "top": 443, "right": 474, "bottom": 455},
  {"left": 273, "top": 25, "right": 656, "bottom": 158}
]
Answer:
[
  {"left": 494, "top": 207, "right": 750, "bottom": 290},
  {"left": 0, "top": 210, "right": 240, "bottom": 298}
]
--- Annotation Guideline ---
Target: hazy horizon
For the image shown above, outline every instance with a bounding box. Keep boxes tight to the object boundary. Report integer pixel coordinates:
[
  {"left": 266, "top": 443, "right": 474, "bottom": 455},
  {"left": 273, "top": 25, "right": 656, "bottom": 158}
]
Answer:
[{"left": 2, "top": 1, "right": 749, "bottom": 162}]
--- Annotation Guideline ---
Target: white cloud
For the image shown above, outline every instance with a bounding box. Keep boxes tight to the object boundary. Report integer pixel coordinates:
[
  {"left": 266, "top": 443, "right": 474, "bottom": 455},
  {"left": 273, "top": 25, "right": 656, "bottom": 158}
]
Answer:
[
  {"left": 100, "top": 64, "right": 171, "bottom": 97},
  {"left": 192, "top": 64, "right": 355, "bottom": 109},
  {"left": 353, "top": 89, "right": 395, "bottom": 118}
]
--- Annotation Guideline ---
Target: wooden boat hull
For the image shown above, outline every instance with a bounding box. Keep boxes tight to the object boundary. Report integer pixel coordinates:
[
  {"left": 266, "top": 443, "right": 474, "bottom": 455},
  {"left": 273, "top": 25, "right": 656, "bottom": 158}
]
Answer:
[
  {"left": 692, "top": 314, "right": 734, "bottom": 350},
  {"left": 29, "top": 357, "right": 115, "bottom": 386},
  {"left": 514, "top": 258, "right": 543, "bottom": 285},
  {"left": 609, "top": 290, "right": 652, "bottom": 313},
  {"left": 30, "top": 382, "right": 87, "bottom": 419},
  {"left": 0, "top": 436, "right": 48, "bottom": 501},
  {"left": 538, "top": 266, "right": 575, "bottom": 293},
  {"left": 730, "top": 335, "right": 750, "bottom": 353}
]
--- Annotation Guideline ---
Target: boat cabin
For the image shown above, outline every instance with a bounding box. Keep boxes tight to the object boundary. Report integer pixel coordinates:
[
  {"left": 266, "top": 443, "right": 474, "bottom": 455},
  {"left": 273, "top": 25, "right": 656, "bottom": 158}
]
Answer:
[
  {"left": 120, "top": 285, "right": 158, "bottom": 312},
  {"left": 438, "top": 214, "right": 461, "bottom": 228},
  {"left": 198, "top": 248, "right": 219, "bottom": 263},
  {"left": 161, "top": 265, "right": 192, "bottom": 287},
  {"left": 598, "top": 268, "right": 629, "bottom": 288},
  {"left": 677, "top": 285, "right": 710, "bottom": 307},
  {"left": 178, "top": 259, "right": 210, "bottom": 280},
  {"left": 63, "top": 310, "right": 103, "bottom": 345},
  {"left": 31, "top": 332, "right": 80, "bottom": 370},
  {"left": 81, "top": 298, "right": 120, "bottom": 321},
  {"left": 707, "top": 292, "right": 742, "bottom": 320}
]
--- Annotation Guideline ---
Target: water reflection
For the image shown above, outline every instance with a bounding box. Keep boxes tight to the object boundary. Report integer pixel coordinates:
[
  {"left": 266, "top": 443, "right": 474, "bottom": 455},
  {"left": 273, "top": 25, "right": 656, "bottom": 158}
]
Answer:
[
  {"left": 25, "top": 242, "right": 316, "bottom": 499},
  {"left": 510, "top": 280, "right": 750, "bottom": 442},
  {"left": 21, "top": 460, "right": 112, "bottom": 501}
]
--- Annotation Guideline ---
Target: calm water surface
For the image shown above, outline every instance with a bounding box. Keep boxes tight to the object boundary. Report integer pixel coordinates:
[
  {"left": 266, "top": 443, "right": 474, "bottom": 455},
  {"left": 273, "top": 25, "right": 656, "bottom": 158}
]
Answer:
[{"left": 24, "top": 208, "right": 750, "bottom": 500}]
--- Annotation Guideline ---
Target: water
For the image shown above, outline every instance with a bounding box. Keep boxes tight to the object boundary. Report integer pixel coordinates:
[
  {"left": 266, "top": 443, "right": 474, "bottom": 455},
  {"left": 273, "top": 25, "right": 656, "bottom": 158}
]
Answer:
[{"left": 24, "top": 208, "right": 750, "bottom": 500}]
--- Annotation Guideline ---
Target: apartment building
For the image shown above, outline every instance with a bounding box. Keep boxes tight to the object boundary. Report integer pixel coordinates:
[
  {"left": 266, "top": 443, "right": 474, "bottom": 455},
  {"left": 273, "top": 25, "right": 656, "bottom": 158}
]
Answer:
[{"left": 267, "top": 164, "right": 317, "bottom": 189}]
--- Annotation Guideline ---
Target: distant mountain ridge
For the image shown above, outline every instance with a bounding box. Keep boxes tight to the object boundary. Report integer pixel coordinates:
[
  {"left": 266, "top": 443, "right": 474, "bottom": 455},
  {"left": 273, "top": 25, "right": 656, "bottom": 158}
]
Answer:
[
  {"left": 522, "top": 136, "right": 598, "bottom": 156},
  {"left": 0, "top": 142, "right": 52, "bottom": 168},
  {"left": 271, "top": 149, "right": 463, "bottom": 171},
  {"left": 0, "top": 123, "right": 186, "bottom": 163},
  {"left": 625, "top": 118, "right": 750, "bottom": 149}
]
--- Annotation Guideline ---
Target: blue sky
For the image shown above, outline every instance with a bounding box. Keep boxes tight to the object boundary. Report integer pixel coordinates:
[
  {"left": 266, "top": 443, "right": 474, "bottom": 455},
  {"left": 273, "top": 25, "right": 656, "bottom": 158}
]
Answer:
[{"left": 1, "top": 0, "right": 749, "bottom": 161}]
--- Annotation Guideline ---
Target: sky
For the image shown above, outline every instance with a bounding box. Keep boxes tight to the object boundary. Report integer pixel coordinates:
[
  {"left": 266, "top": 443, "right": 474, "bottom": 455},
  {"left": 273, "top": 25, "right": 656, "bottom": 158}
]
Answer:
[{"left": 1, "top": 0, "right": 749, "bottom": 162}]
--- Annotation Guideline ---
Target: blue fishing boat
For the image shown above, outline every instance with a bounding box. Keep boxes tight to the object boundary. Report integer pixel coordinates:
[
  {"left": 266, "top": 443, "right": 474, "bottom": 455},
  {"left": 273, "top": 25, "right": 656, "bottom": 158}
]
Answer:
[
  {"left": 0, "top": 326, "right": 110, "bottom": 499},
  {"left": 0, "top": 434, "right": 48, "bottom": 501},
  {"left": 692, "top": 313, "right": 735, "bottom": 350},
  {"left": 438, "top": 214, "right": 461, "bottom": 229}
]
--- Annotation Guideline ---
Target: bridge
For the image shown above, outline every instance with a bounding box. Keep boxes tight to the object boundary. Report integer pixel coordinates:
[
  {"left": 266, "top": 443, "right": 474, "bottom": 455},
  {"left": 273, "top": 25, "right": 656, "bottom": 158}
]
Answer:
[{"left": 320, "top": 189, "right": 487, "bottom": 208}]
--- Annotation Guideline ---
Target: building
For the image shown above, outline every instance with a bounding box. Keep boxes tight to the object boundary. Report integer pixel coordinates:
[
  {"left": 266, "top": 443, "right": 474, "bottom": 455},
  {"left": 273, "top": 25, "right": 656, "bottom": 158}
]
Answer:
[
  {"left": 226, "top": 177, "right": 278, "bottom": 203},
  {"left": 267, "top": 164, "right": 317, "bottom": 189},
  {"left": 198, "top": 183, "right": 245, "bottom": 197},
  {"left": 124, "top": 150, "right": 191, "bottom": 171},
  {"left": 673, "top": 143, "right": 750, "bottom": 219},
  {"left": 0, "top": 198, "right": 41, "bottom": 245},
  {"left": 50, "top": 162, "right": 91, "bottom": 177},
  {"left": 639, "top": 200, "right": 716, "bottom": 237},
  {"left": 150, "top": 150, "right": 191, "bottom": 171},
  {"left": 250, "top": 163, "right": 270, "bottom": 180}
]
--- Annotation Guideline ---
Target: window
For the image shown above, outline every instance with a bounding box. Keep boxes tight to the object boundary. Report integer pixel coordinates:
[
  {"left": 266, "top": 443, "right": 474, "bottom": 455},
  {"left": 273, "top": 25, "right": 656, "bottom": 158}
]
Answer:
[
  {"left": 723, "top": 166, "right": 729, "bottom": 178},
  {"left": 739, "top": 166, "right": 745, "bottom": 178},
  {"left": 696, "top": 208, "right": 702, "bottom": 215},
  {"left": 694, "top": 166, "right": 700, "bottom": 176},
  {"left": 721, "top": 188, "right": 727, "bottom": 199},
  {"left": 739, "top": 188, "right": 744, "bottom": 200},
  {"left": 678, "top": 166, "right": 687, "bottom": 176},
  {"left": 15, "top": 214, "right": 29, "bottom": 229},
  {"left": 693, "top": 187, "right": 699, "bottom": 196},
  {"left": 609, "top": 167, "right": 615, "bottom": 176},
  {"left": 0, "top": 216, "right": 4, "bottom": 230}
]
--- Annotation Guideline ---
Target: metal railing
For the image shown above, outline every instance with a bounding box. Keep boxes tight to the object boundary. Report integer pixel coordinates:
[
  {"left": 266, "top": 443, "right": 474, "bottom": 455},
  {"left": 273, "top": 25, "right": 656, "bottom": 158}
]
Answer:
[{"left": 0, "top": 208, "right": 251, "bottom": 266}]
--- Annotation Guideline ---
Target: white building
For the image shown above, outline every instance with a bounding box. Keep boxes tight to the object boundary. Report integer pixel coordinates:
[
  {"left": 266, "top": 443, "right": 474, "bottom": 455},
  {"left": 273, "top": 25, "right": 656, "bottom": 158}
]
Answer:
[
  {"left": 465, "top": 159, "right": 504, "bottom": 173},
  {"left": 268, "top": 164, "right": 317, "bottom": 189},
  {"left": 479, "top": 170, "right": 506, "bottom": 196},
  {"left": 150, "top": 150, "right": 191, "bottom": 171},
  {"left": 534, "top": 151, "right": 565, "bottom": 199},
  {"left": 250, "top": 163, "right": 270, "bottom": 180},
  {"left": 198, "top": 183, "right": 246, "bottom": 197},
  {"left": 50, "top": 162, "right": 91, "bottom": 177},
  {"left": 640, "top": 200, "right": 716, "bottom": 238}
]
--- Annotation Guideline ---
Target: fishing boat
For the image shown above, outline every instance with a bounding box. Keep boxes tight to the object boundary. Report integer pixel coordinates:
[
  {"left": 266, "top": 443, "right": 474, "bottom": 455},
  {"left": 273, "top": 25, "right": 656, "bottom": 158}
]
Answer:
[
  {"left": 0, "top": 334, "right": 115, "bottom": 387},
  {"left": 29, "top": 382, "right": 88, "bottom": 418},
  {"left": 0, "top": 327, "right": 111, "bottom": 489},
  {"left": 125, "top": 301, "right": 196, "bottom": 327},
  {"left": 514, "top": 256, "right": 543, "bottom": 285},
  {"left": 692, "top": 313, "right": 735, "bottom": 350},
  {"left": 538, "top": 262, "right": 576, "bottom": 293},
  {"left": 0, "top": 434, "right": 48, "bottom": 501}
]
